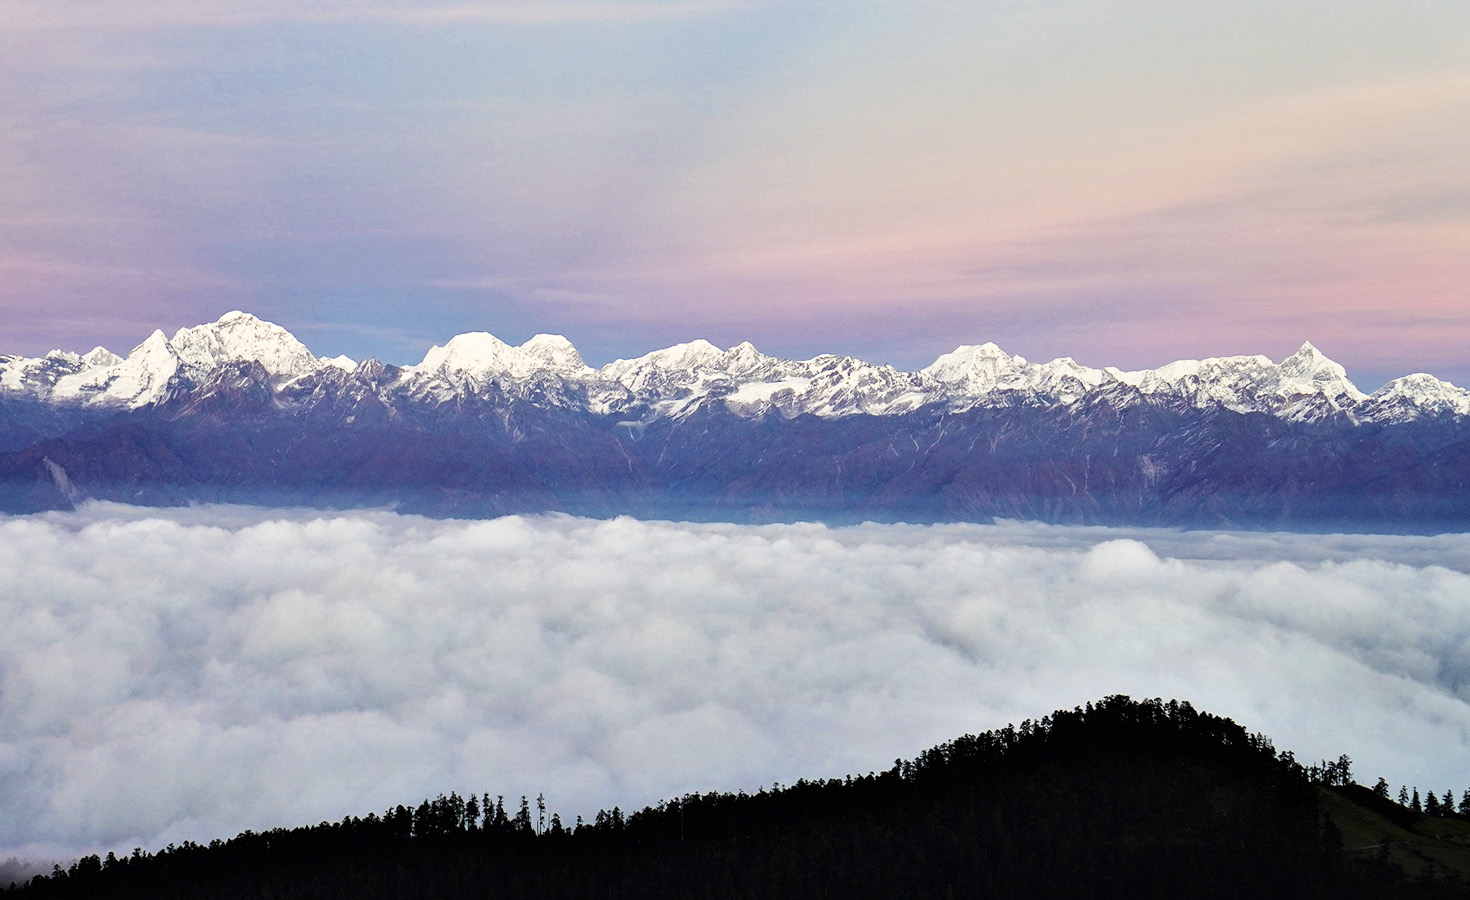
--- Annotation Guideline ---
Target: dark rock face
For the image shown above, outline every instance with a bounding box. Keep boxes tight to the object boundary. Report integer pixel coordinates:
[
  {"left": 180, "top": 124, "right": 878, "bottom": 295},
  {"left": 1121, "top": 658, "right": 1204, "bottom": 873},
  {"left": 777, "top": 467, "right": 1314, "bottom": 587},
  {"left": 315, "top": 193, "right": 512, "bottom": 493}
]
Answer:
[
  {"left": 0, "top": 396, "right": 110, "bottom": 452},
  {"left": 3, "top": 374, "right": 1469, "bottom": 530},
  {"left": 619, "top": 398, "right": 1470, "bottom": 528}
]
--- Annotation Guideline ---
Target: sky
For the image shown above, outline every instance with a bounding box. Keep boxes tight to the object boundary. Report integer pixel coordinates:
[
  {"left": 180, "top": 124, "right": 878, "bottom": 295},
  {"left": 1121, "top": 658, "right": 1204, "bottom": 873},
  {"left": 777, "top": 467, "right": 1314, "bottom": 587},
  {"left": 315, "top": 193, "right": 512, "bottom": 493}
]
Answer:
[
  {"left": 3, "top": 505, "right": 1470, "bottom": 866},
  {"left": 2, "top": 1, "right": 1468, "bottom": 387}
]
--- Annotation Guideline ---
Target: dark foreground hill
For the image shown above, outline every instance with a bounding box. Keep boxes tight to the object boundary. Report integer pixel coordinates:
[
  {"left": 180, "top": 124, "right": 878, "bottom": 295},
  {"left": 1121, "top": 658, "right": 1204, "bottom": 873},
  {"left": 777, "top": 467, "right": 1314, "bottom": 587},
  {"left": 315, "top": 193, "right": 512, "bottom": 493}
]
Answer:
[{"left": 8, "top": 696, "right": 1469, "bottom": 900}]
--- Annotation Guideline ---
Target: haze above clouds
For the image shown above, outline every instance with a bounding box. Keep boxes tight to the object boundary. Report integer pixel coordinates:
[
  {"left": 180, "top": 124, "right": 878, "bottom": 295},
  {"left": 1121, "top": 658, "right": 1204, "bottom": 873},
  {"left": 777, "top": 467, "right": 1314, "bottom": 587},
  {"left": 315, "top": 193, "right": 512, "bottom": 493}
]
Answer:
[{"left": 2, "top": 505, "right": 1469, "bottom": 863}]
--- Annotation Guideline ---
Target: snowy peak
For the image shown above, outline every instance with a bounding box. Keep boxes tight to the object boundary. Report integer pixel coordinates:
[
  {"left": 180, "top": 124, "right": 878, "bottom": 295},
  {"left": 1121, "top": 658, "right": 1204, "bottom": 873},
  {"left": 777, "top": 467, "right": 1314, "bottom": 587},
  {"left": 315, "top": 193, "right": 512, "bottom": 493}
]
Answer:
[
  {"left": 398, "top": 329, "right": 609, "bottom": 411},
  {"left": 1361, "top": 373, "right": 1470, "bottom": 422},
  {"left": 22, "top": 312, "right": 322, "bottom": 409},
  {"left": 603, "top": 341, "right": 931, "bottom": 419},
  {"left": 52, "top": 329, "right": 181, "bottom": 408},
  {"left": 1122, "top": 355, "right": 1270, "bottom": 387},
  {"left": 1094, "top": 346, "right": 1368, "bottom": 420},
  {"left": 603, "top": 340, "right": 730, "bottom": 379},
  {"left": 722, "top": 341, "right": 780, "bottom": 376},
  {"left": 922, "top": 342, "right": 1025, "bottom": 387},
  {"left": 414, "top": 332, "right": 514, "bottom": 377},
  {"left": 169, "top": 311, "right": 320, "bottom": 381},
  {"left": 411, "top": 331, "right": 593, "bottom": 382},
  {"left": 82, "top": 346, "right": 122, "bottom": 368},
  {"left": 771, "top": 354, "right": 927, "bottom": 417},
  {"left": 1277, "top": 341, "right": 1367, "bottom": 402},
  {"left": 648, "top": 339, "right": 722, "bottom": 366},
  {"left": 0, "top": 350, "right": 80, "bottom": 393},
  {"left": 921, "top": 344, "right": 1109, "bottom": 407},
  {"left": 520, "top": 334, "right": 586, "bottom": 372},
  {"left": 604, "top": 339, "right": 799, "bottom": 407}
]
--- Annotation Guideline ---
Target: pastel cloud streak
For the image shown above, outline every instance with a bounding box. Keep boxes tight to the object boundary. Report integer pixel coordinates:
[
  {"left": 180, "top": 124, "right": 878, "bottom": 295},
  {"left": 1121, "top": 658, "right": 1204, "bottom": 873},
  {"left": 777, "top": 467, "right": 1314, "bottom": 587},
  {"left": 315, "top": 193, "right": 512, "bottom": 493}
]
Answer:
[
  {"left": 2, "top": 0, "right": 754, "bottom": 29},
  {"left": 3, "top": 505, "right": 1470, "bottom": 864},
  {"left": 1, "top": 1, "right": 1467, "bottom": 386}
]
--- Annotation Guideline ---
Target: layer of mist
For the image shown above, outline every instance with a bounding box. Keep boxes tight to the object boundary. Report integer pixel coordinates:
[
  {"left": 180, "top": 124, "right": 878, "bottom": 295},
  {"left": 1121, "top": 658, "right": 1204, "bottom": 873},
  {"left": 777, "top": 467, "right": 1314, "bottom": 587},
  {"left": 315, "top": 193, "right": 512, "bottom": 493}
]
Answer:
[{"left": 2, "top": 504, "right": 1468, "bottom": 862}]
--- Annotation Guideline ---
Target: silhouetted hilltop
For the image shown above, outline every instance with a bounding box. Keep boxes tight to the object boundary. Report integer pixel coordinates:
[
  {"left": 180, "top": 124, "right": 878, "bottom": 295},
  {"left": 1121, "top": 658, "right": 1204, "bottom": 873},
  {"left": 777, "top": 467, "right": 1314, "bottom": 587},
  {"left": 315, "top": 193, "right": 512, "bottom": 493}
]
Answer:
[{"left": 8, "top": 696, "right": 1468, "bottom": 899}]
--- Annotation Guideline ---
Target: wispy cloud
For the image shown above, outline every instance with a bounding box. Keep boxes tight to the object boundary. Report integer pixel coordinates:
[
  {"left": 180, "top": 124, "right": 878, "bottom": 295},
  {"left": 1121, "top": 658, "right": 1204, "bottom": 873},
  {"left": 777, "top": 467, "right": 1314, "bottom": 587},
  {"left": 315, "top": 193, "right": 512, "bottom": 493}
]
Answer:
[
  {"left": 2, "top": 1, "right": 1468, "bottom": 377},
  {"left": 2, "top": 0, "right": 754, "bottom": 31},
  {"left": 2, "top": 506, "right": 1469, "bottom": 863}
]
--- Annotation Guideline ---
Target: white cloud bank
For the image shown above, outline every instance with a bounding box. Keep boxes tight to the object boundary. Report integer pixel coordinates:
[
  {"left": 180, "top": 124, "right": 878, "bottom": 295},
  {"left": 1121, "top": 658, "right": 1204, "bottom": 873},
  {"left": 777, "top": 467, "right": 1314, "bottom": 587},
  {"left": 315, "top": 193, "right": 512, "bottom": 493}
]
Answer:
[{"left": 2, "top": 504, "right": 1470, "bottom": 862}]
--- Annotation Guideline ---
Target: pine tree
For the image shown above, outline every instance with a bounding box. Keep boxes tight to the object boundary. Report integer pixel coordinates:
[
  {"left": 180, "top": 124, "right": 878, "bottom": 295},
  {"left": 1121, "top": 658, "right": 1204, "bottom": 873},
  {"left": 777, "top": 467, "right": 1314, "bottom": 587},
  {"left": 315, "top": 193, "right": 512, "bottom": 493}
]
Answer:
[{"left": 1412, "top": 788, "right": 1422, "bottom": 812}]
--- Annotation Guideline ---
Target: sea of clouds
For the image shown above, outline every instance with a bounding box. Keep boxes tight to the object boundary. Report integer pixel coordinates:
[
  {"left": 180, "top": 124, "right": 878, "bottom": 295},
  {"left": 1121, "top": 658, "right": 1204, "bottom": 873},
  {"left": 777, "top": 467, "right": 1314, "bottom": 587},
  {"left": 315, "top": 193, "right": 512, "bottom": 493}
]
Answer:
[{"left": 2, "top": 504, "right": 1470, "bottom": 869}]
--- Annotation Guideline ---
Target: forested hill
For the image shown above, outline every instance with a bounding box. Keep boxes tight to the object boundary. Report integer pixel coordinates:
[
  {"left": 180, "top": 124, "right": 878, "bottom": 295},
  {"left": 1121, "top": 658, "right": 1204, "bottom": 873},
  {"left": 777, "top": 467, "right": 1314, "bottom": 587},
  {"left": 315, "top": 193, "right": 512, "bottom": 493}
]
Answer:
[{"left": 9, "top": 696, "right": 1470, "bottom": 899}]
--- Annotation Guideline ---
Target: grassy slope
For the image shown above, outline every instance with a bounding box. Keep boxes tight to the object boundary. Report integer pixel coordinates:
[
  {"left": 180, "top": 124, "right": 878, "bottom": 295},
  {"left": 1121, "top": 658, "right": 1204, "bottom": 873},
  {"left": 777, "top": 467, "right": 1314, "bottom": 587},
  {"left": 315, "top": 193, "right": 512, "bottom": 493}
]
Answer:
[{"left": 1326, "top": 785, "right": 1470, "bottom": 879}]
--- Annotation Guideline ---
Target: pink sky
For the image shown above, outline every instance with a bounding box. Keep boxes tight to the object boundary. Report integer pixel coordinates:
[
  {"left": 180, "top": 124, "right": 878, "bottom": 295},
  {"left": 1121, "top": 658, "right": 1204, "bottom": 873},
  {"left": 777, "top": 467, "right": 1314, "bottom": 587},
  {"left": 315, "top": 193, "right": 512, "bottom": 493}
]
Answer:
[{"left": 1, "top": 1, "right": 1467, "bottom": 386}]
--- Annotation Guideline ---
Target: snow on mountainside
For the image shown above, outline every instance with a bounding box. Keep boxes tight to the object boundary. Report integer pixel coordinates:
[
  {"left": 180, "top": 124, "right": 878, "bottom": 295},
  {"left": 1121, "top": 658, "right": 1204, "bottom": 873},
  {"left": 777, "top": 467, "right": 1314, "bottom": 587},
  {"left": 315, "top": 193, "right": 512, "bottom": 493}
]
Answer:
[
  {"left": 2, "top": 311, "right": 336, "bottom": 409},
  {"left": 605, "top": 341, "right": 816, "bottom": 419},
  {"left": 411, "top": 331, "right": 592, "bottom": 382},
  {"left": 918, "top": 340, "right": 1371, "bottom": 420},
  {"left": 923, "top": 343, "right": 1108, "bottom": 407},
  {"left": 1103, "top": 343, "right": 1369, "bottom": 422},
  {"left": 1357, "top": 373, "right": 1470, "bottom": 423},
  {"left": 2, "top": 311, "right": 1466, "bottom": 424},
  {"left": 402, "top": 331, "right": 633, "bottom": 414},
  {"left": 0, "top": 349, "right": 94, "bottom": 394}
]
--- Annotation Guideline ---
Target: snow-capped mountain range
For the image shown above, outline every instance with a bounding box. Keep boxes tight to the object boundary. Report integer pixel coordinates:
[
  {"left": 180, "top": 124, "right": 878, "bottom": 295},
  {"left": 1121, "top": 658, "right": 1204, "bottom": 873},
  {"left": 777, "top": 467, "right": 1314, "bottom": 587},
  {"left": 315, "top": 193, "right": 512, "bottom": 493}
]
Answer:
[
  {"left": 5, "top": 312, "right": 1470, "bottom": 527},
  {"left": 3, "top": 310, "right": 1467, "bottom": 424}
]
